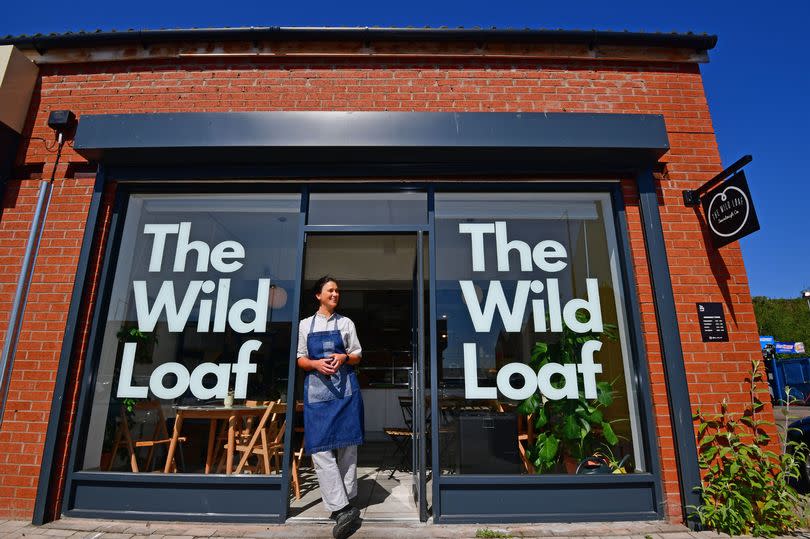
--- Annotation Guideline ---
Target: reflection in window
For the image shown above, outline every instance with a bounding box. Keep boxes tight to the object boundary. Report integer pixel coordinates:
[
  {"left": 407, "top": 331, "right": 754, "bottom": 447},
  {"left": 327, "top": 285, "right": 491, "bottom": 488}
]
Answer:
[
  {"left": 308, "top": 192, "right": 427, "bottom": 225},
  {"left": 434, "top": 193, "right": 643, "bottom": 475},
  {"left": 82, "top": 194, "right": 301, "bottom": 474}
]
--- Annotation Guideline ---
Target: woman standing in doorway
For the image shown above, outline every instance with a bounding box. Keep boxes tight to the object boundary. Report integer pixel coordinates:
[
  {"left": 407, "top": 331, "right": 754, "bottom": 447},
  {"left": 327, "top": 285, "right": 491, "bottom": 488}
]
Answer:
[{"left": 297, "top": 276, "right": 364, "bottom": 539}]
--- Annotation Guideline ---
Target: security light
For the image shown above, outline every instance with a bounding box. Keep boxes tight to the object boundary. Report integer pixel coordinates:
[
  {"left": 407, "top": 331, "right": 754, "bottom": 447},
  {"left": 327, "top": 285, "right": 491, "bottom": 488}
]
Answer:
[{"left": 46, "top": 110, "right": 76, "bottom": 134}]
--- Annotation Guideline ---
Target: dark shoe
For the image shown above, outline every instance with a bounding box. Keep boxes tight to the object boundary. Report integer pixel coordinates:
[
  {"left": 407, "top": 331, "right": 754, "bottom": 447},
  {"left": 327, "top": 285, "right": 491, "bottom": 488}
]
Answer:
[
  {"left": 329, "top": 503, "right": 353, "bottom": 521},
  {"left": 332, "top": 505, "right": 361, "bottom": 539}
]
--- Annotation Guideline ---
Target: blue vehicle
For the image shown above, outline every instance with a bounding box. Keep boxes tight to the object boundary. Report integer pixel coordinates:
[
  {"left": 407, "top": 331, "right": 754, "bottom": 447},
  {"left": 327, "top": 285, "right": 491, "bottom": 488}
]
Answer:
[{"left": 764, "top": 355, "right": 810, "bottom": 405}]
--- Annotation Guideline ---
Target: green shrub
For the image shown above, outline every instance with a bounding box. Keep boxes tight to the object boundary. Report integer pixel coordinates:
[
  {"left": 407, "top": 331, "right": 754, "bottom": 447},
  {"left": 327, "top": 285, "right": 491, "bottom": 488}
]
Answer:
[{"left": 690, "top": 360, "right": 808, "bottom": 536}]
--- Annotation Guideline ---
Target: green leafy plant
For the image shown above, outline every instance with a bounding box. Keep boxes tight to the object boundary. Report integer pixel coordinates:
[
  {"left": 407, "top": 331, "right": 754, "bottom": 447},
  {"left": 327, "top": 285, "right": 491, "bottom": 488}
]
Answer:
[
  {"left": 122, "top": 398, "right": 138, "bottom": 414},
  {"left": 116, "top": 325, "right": 158, "bottom": 364},
  {"left": 690, "top": 359, "right": 808, "bottom": 537},
  {"left": 115, "top": 325, "right": 158, "bottom": 420},
  {"left": 475, "top": 529, "right": 513, "bottom": 538},
  {"left": 517, "top": 319, "right": 623, "bottom": 473}
]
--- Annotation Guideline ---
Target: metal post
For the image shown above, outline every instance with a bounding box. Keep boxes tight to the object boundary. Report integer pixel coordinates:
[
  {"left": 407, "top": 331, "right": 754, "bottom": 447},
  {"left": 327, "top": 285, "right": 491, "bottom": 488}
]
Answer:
[{"left": 0, "top": 180, "right": 53, "bottom": 425}]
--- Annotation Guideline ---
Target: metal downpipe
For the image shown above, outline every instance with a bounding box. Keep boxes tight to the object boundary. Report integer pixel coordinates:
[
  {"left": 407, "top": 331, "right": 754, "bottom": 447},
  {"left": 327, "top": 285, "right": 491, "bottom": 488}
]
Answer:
[{"left": 0, "top": 136, "right": 61, "bottom": 425}]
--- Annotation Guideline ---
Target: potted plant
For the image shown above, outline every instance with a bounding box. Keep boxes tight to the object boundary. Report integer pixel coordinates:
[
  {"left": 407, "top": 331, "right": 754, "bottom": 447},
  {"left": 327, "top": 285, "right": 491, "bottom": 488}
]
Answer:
[
  {"left": 111, "top": 325, "right": 159, "bottom": 445},
  {"left": 516, "top": 316, "right": 624, "bottom": 474}
]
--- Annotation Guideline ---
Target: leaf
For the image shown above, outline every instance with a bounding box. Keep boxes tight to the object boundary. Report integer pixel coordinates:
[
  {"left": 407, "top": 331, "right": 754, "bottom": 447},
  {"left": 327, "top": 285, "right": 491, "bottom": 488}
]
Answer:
[
  {"left": 602, "top": 422, "right": 619, "bottom": 446},
  {"left": 539, "top": 434, "right": 559, "bottom": 463},
  {"left": 578, "top": 417, "right": 592, "bottom": 437},
  {"left": 703, "top": 446, "right": 719, "bottom": 461},
  {"left": 531, "top": 341, "right": 548, "bottom": 362},
  {"left": 562, "top": 415, "right": 581, "bottom": 440},
  {"left": 534, "top": 407, "right": 548, "bottom": 429},
  {"left": 596, "top": 381, "right": 614, "bottom": 407},
  {"left": 699, "top": 434, "right": 716, "bottom": 447},
  {"left": 517, "top": 394, "right": 540, "bottom": 415}
]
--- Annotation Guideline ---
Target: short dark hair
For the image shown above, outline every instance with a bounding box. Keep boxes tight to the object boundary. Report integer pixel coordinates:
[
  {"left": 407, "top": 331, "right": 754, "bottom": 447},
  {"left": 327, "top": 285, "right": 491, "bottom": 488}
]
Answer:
[{"left": 313, "top": 275, "right": 339, "bottom": 298}]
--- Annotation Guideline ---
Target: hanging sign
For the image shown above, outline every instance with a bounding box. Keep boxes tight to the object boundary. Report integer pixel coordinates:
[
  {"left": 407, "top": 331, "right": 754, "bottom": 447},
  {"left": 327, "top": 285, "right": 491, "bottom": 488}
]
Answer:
[
  {"left": 696, "top": 302, "right": 728, "bottom": 342},
  {"left": 701, "top": 171, "right": 760, "bottom": 248}
]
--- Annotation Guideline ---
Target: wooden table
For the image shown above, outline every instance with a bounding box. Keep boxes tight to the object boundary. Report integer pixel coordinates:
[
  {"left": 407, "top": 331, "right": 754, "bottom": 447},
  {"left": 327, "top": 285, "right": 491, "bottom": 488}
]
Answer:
[{"left": 163, "top": 404, "right": 267, "bottom": 474}]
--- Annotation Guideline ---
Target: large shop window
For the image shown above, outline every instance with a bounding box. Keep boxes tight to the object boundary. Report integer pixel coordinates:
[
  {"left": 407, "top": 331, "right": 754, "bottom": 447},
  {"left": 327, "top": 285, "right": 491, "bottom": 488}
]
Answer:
[
  {"left": 82, "top": 194, "right": 301, "bottom": 473},
  {"left": 434, "top": 193, "right": 644, "bottom": 476}
]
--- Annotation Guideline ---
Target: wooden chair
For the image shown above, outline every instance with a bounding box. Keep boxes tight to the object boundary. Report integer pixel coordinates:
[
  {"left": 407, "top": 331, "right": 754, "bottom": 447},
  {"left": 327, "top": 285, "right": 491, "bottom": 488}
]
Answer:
[
  {"left": 290, "top": 413, "right": 306, "bottom": 500},
  {"left": 229, "top": 400, "right": 306, "bottom": 500},
  {"left": 210, "top": 400, "right": 267, "bottom": 473},
  {"left": 232, "top": 401, "right": 285, "bottom": 474},
  {"left": 108, "top": 400, "right": 185, "bottom": 472}
]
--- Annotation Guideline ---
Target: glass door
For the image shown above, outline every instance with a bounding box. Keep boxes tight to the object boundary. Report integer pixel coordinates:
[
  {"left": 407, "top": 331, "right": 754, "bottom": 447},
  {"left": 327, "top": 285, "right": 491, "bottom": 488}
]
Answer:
[
  {"left": 411, "top": 232, "right": 428, "bottom": 521},
  {"left": 290, "top": 231, "right": 430, "bottom": 521}
]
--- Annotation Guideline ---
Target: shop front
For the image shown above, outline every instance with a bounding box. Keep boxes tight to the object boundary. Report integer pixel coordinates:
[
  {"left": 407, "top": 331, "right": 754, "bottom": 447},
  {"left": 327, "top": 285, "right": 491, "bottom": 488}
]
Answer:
[
  {"left": 50, "top": 111, "right": 674, "bottom": 523},
  {"left": 0, "top": 27, "right": 763, "bottom": 528}
]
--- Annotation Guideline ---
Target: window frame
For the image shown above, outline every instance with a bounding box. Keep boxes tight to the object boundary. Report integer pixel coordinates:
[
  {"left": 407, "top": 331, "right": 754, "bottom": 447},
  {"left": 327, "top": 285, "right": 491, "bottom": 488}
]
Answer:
[{"left": 60, "top": 178, "right": 664, "bottom": 524}]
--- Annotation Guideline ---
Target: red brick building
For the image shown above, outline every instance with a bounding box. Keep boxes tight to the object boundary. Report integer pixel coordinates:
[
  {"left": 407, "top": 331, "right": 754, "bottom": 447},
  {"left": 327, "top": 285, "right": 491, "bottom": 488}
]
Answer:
[{"left": 0, "top": 28, "right": 767, "bottom": 526}]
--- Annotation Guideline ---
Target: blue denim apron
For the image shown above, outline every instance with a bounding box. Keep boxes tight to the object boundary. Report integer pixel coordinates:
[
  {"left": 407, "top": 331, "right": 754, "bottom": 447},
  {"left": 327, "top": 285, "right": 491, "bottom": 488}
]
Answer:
[{"left": 303, "top": 314, "right": 364, "bottom": 454}]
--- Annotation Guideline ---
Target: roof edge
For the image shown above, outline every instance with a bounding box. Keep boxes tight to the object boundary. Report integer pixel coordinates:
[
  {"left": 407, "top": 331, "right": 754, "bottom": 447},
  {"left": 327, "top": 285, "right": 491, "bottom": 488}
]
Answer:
[{"left": 0, "top": 27, "right": 718, "bottom": 52}]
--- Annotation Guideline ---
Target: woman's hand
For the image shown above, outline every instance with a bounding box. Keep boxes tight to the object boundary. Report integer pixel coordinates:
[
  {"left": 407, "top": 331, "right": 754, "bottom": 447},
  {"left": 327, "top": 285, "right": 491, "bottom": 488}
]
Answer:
[
  {"left": 328, "top": 353, "right": 349, "bottom": 367},
  {"left": 313, "top": 358, "right": 338, "bottom": 376}
]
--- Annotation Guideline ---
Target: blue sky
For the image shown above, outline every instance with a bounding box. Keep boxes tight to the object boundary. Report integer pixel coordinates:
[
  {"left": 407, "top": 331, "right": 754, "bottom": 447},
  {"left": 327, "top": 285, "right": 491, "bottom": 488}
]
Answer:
[{"left": 4, "top": 0, "right": 809, "bottom": 298}]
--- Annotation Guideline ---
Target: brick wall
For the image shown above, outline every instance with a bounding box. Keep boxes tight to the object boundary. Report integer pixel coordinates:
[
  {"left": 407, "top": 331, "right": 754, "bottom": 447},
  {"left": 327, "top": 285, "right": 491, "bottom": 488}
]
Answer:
[
  {"left": 0, "top": 55, "right": 767, "bottom": 522},
  {"left": 0, "top": 172, "right": 95, "bottom": 518}
]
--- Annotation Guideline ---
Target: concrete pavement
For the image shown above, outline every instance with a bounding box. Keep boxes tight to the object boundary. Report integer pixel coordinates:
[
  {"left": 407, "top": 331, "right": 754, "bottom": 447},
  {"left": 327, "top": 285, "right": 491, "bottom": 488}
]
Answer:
[{"left": 0, "top": 517, "right": 806, "bottom": 539}]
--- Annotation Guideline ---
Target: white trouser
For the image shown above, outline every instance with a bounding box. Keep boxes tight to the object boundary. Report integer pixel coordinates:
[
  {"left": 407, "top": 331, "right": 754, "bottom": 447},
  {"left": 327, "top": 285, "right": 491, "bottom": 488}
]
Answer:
[{"left": 310, "top": 445, "right": 358, "bottom": 512}]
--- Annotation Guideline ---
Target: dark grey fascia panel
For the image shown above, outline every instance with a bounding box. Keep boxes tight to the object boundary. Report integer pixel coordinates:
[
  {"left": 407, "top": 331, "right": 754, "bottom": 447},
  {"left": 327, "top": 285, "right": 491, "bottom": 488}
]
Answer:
[
  {"left": 73, "top": 112, "right": 669, "bottom": 167},
  {"left": 66, "top": 472, "right": 285, "bottom": 523},
  {"left": 437, "top": 475, "right": 660, "bottom": 523},
  {"left": 1, "top": 27, "right": 717, "bottom": 53}
]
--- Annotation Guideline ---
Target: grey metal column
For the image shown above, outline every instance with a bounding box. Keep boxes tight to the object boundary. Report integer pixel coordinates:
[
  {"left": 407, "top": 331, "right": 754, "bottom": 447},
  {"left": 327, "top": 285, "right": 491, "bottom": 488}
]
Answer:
[
  {"left": 33, "top": 169, "right": 106, "bottom": 524},
  {"left": 636, "top": 167, "right": 701, "bottom": 523}
]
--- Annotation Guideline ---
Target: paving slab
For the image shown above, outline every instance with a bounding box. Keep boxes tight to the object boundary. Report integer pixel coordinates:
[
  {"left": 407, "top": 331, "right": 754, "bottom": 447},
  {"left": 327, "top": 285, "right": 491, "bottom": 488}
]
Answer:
[
  {"left": 0, "top": 520, "right": 30, "bottom": 533},
  {"left": 42, "top": 521, "right": 104, "bottom": 532}
]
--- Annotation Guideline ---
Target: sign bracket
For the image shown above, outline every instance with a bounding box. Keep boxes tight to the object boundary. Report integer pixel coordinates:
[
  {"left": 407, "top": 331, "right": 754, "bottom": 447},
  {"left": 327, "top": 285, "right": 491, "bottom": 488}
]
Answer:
[{"left": 682, "top": 154, "right": 752, "bottom": 206}]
